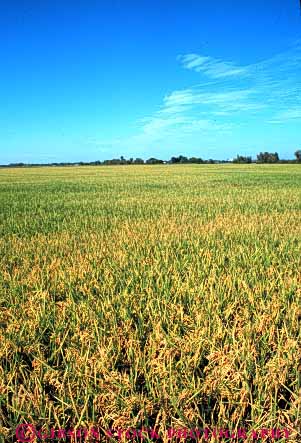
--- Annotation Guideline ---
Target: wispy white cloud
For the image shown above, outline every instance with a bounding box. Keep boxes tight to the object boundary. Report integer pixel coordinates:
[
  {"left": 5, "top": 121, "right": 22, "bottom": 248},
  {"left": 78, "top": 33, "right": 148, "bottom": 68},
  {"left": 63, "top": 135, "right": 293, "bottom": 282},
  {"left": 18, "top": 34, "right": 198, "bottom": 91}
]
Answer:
[
  {"left": 177, "top": 53, "right": 248, "bottom": 78},
  {"left": 93, "top": 42, "right": 301, "bottom": 157},
  {"left": 268, "top": 108, "right": 301, "bottom": 124},
  {"left": 140, "top": 115, "right": 189, "bottom": 135},
  {"left": 162, "top": 88, "right": 263, "bottom": 113},
  {"left": 173, "top": 44, "right": 301, "bottom": 124}
]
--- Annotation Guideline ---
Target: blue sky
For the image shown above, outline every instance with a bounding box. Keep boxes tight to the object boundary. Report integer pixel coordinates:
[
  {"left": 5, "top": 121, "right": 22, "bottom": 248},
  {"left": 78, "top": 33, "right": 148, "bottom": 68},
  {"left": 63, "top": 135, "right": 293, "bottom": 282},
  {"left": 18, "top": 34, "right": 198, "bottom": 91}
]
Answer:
[{"left": 0, "top": 0, "right": 301, "bottom": 163}]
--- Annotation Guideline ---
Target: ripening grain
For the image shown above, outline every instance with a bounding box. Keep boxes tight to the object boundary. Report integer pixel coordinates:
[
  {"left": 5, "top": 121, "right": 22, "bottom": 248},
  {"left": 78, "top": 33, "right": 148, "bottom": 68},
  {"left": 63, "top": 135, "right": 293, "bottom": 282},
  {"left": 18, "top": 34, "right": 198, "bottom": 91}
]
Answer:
[{"left": 0, "top": 164, "right": 300, "bottom": 442}]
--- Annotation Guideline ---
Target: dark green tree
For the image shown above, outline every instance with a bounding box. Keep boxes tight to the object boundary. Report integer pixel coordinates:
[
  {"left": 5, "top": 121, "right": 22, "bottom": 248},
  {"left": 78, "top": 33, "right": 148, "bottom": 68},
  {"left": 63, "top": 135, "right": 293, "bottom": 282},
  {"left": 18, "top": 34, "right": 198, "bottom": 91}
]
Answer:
[
  {"left": 133, "top": 158, "right": 144, "bottom": 164},
  {"left": 294, "top": 150, "right": 301, "bottom": 162},
  {"left": 233, "top": 155, "right": 252, "bottom": 163},
  {"left": 146, "top": 158, "right": 164, "bottom": 164},
  {"left": 257, "top": 152, "right": 279, "bottom": 163}
]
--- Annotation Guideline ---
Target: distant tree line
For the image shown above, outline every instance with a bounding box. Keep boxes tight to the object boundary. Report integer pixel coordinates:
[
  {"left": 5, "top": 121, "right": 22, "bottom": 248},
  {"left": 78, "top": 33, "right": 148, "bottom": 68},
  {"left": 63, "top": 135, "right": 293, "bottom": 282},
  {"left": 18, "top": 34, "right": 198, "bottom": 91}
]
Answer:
[
  {"left": 233, "top": 150, "right": 301, "bottom": 164},
  {"left": 1, "top": 150, "right": 301, "bottom": 167},
  {"left": 232, "top": 155, "right": 252, "bottom": 164}
]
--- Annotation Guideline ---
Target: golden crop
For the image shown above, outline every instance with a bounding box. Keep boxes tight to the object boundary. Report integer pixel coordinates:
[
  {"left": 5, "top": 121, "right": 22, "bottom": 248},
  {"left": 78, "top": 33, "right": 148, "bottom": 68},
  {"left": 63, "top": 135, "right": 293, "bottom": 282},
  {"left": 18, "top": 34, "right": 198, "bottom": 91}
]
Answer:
[{"left": 0, "top": 164, "right": 300, "bottom": 442}]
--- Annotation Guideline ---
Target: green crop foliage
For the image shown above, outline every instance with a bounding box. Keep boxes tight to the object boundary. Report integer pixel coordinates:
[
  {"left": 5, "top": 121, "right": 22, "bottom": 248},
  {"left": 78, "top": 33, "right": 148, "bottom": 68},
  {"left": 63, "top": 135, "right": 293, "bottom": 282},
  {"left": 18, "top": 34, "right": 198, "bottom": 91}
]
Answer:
[{"left": 0, "top": 164, "right": 300, "bottom": 442}]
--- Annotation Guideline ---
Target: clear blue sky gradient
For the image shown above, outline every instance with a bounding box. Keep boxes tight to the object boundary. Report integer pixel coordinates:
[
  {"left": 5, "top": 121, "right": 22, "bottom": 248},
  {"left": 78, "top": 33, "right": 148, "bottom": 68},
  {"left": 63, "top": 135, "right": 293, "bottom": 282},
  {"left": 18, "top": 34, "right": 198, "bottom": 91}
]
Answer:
[{"left": 0, "top": 0, "right": 301, "bottom": 163}]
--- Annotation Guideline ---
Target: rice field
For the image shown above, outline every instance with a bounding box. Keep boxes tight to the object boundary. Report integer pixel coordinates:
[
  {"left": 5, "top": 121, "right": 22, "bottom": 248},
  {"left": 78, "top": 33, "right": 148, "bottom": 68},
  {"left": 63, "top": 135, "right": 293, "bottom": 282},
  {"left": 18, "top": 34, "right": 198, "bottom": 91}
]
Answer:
[{"left": 0, "top": 164, "right": 300, "bottom": 442}]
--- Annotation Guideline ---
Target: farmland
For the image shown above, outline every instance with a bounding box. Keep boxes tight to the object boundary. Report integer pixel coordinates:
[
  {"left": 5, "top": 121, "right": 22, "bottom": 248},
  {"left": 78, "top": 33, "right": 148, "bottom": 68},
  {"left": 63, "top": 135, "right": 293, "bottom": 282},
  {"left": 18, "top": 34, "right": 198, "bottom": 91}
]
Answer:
[{"left": 0, "top": 164, "right": 300, "bottom": 442}]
